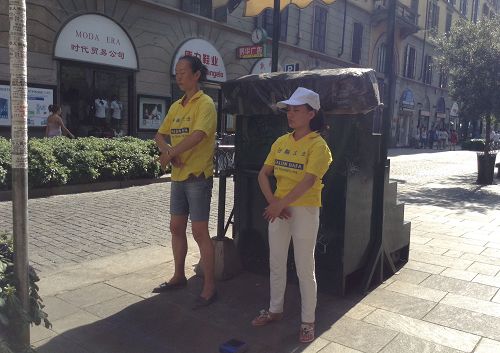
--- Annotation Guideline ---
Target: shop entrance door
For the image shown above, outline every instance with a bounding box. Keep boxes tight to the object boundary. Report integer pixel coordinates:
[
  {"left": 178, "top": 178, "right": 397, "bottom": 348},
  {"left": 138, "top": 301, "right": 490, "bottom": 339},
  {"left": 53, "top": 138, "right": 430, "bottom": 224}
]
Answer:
[{"left": 60, "top": 62, "right": 133, "bottom": 137}]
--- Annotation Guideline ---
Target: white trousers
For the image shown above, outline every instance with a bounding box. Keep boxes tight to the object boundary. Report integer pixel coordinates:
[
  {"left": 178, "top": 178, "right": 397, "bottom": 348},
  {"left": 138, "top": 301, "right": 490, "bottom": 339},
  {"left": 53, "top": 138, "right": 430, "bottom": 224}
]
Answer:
[{"left": 268, "top": 206, "right": 320, "bottom": 323}]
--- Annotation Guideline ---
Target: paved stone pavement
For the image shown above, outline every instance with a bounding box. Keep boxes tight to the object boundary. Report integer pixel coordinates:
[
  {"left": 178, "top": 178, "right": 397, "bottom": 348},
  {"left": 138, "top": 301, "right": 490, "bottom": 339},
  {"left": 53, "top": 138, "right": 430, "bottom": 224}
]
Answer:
[
  {"left": 3, "top": 149, "right": 500, "bottom": 353},
  {"left": 0, "top": 179, "right": 234, "bottom": 273}
]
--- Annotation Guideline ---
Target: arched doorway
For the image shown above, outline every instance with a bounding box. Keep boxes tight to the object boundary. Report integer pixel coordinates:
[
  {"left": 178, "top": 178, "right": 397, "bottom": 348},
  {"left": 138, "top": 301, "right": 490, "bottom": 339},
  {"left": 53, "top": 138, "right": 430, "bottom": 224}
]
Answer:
[{"left": 54, "top": 14, "right": 138, "bottom": 137}]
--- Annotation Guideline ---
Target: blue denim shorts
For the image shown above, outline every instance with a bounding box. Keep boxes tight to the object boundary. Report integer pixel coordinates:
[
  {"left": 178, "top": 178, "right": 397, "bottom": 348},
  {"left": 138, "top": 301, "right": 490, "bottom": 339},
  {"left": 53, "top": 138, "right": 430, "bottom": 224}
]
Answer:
[{"left": 170, "top": 176, "right": 213, "bottom": 222}]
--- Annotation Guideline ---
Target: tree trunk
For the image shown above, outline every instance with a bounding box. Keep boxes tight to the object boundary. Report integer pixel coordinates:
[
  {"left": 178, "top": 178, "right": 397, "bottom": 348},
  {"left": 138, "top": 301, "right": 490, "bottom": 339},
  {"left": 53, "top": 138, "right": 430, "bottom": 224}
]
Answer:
[{"left": 9, "top": 0, "right": 30, "bottom": 348}]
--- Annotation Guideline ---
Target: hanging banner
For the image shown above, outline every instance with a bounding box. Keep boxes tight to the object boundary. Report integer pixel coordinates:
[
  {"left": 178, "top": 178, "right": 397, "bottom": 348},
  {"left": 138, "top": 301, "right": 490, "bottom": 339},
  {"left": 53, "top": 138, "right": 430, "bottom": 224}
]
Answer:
[
  {"left": 172, "top": 39, "right": 227, "bottom": 82},
  {"left": 54, "top": 14, "right": 138, "bottom": 69},
  {"left": 0, "top": 84, "right": 54, "bottom": 127}
]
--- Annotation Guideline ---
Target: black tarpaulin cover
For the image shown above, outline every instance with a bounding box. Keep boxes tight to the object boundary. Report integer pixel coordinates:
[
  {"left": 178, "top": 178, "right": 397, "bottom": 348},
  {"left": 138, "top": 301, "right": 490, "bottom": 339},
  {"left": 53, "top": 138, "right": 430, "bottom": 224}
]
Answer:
[{"left": 222, "top": 68, "right": 381, "bottom": 116}]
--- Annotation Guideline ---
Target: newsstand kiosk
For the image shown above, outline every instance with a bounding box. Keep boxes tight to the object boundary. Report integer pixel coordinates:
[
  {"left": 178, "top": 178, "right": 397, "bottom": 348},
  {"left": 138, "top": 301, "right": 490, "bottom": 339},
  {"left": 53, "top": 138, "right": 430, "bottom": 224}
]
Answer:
[{"left": 222, "top": 69, "right": 410, "bottom": 295}]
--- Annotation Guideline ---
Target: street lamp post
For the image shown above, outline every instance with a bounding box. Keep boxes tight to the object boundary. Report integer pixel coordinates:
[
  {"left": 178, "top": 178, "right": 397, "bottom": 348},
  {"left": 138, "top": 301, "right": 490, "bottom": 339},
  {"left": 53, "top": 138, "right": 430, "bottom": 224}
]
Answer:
[
  {"left": 362, "top": 0, "right": 397, "bottom": 292},
  {"left": 271, "top": 0, "right": 281, "bottom": 72}
]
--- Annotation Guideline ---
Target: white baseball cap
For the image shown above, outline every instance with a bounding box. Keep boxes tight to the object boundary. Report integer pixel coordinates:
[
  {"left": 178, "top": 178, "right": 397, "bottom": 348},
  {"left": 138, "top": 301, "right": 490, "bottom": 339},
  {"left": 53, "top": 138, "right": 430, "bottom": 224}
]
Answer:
[{"left": 276, "top": 87, "right": 321, "bottom": 111}]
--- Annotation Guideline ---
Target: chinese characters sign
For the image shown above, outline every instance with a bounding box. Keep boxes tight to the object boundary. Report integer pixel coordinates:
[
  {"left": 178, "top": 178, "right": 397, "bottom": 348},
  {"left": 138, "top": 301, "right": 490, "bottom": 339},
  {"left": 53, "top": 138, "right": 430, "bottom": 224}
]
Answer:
[
  {"left": 54, "top": 14, "right": 138, "bottom": 69},
  {"left": 251, "top": 58, "right": 282, "bottom": 74},
  {"left": 0, "top": 84, "right": 54, "bottom": 127},
  {"left": 172, "top": 39, "right": 227, "bottom": 82},
  {"left": 237, "top": 45, "right": 265, "bottom": 59}
]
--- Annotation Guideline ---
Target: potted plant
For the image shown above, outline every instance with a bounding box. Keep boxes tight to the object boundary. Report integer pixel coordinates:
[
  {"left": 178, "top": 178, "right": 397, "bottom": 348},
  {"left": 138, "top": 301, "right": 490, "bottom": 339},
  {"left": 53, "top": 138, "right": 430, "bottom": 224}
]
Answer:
[{"left": 0, "top": 232, "right": 51, "bottom": 352}]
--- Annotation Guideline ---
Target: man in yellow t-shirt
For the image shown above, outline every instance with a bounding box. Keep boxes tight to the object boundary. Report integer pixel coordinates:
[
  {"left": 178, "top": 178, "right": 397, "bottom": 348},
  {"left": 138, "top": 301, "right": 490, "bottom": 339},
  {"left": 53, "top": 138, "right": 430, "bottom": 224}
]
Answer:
[{"left": 153, "top": 56, "right": 217, "bottom": 309}]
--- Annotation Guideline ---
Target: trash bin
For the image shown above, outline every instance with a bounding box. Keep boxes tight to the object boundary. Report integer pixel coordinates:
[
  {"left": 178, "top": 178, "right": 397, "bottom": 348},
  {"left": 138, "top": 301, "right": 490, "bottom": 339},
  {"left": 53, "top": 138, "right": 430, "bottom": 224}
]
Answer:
[{"left": 222, "top": 69, "right": 410, "bottom": 295}]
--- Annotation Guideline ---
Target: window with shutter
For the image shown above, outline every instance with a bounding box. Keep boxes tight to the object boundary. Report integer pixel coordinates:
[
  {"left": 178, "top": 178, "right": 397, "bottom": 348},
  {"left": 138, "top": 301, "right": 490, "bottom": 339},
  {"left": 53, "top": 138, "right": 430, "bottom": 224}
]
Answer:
[
  {"left": 352, "top": 23, "right": 363, "bottom": 64},
  {"left": 403, "top": 45, "right": 417, "bottom": 79},
  {"left": 312, "top": 6, "right": 327, "bottom": 53},
  {"left": 377, "top": 43, "right": 387, "bottom": 73}
]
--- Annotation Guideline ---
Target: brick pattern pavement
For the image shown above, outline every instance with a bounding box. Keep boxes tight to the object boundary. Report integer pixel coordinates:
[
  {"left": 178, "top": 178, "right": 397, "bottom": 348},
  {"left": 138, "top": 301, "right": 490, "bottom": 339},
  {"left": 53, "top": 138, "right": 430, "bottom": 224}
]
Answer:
[{"left": 0, "top": 179, "right": 234, "bottom": 273}]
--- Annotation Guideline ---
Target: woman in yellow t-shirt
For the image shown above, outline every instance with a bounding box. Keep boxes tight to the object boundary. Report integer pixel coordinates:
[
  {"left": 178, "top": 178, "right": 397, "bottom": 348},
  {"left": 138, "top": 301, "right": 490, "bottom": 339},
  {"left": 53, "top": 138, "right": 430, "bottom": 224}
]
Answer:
[
  {"left": 153, "top": 56, "right": 217, "bottom": 309},
  {"left": 252, "top": 87, "right": 332, "bottom": 343}
]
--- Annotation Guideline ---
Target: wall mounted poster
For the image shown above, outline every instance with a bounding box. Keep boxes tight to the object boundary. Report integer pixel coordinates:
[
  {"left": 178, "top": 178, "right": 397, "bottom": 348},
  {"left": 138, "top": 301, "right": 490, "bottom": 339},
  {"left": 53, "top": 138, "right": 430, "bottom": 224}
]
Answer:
[
  {"left": 138, "top": 95, "right": 170, "bottom": 131},
  {"left": 0, "top": 84, "right": 54, "bottom": 126}
]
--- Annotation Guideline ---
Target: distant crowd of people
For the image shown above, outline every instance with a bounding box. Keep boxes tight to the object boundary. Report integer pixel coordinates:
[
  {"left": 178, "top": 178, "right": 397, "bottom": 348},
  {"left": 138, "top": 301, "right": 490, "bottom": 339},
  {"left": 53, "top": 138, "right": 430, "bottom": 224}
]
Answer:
[{"left": 414, "top": 127, "right": 459, "bottom": 150}]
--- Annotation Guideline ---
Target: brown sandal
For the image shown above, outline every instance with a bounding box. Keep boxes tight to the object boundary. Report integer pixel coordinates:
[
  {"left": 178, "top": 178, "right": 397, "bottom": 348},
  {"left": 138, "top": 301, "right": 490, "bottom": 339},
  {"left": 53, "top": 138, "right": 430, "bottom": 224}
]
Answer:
[
  {"left": 251, "top": 309, "right": 283, "bottom": 326},
  {"left": 299, "top": 323, "right": 315, "bottom": 343}
]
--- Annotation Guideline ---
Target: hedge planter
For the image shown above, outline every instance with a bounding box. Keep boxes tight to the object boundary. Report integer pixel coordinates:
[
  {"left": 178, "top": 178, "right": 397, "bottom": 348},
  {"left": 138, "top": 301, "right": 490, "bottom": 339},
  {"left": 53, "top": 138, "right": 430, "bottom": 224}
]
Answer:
[
  {"left": 0, "top": 137, "right": 165, "bottom": 191},
  {"left": 476, "top": 152, "right": 497, "bottom": 185}
]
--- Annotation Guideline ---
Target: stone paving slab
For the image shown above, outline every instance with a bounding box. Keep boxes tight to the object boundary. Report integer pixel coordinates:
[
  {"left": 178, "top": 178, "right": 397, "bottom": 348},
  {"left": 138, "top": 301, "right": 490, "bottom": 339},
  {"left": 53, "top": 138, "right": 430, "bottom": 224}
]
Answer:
[{"left": 2, "top": 149, "right": 499, "bottom": 352}]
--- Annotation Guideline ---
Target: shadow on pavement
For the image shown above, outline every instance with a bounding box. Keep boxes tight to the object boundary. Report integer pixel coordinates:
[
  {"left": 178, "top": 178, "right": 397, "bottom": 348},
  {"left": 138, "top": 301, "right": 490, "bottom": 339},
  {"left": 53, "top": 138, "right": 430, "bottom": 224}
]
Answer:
[
  {"left": 36, "top": 272, "right": 361, "bottom": 353},
  {"left": 398, "top": 173, "right": 499, "bottom": 213}
]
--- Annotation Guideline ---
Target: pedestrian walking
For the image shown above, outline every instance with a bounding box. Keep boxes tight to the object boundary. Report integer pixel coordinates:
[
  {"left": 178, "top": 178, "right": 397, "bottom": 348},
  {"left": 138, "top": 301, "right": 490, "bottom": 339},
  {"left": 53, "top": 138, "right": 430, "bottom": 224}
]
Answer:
[
  {"left": 420, "top": 127, "right": 427, "bottom": 149},
  {"left": 428, "top": 127, "right": 435, "bottom": 149},
  {"left": 442, "top": 129, "right": 449, "bottom": 150},
  {"left": 450, "top": 129, "right": 458, "bottom": 150},
  {"left": 252, "top": 87, "right": 332, "bottom": 343},
  {"left": 153, "top": 55, "right": 218, "bottom": 309},
  {"left": 45, "top": 104, "right": 75, "bottom": 138}
]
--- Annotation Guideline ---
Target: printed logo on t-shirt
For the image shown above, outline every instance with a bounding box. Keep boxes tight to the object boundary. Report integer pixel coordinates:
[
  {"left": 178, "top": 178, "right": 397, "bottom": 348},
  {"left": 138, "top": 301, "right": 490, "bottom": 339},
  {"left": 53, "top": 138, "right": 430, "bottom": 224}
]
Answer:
[
  {"left": 275, "top": 159, "right": 304, "bottom": 170},
  {"left": 171, "top": 128, "right": 189, "bottom": 134}
]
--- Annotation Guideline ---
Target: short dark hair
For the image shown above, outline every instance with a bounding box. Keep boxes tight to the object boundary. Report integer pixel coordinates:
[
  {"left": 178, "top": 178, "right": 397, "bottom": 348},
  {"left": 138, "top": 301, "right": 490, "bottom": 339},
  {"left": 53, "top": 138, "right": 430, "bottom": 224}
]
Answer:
[
  {"left": 178, "top": 55, "right": 208, "bottom": 82},
  {"left": 48, "top": 104, "right": 60, "bottom": 113},
  {"left": 305, "top": 104, "right": 325, "bottom": 132}
]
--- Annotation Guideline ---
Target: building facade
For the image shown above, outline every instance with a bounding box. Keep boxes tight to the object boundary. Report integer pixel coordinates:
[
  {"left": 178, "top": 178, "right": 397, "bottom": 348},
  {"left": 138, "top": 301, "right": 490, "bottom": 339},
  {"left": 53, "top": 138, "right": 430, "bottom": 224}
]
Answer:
[{"left": 0, "top": 0, "right": 497, "bottom": 143}]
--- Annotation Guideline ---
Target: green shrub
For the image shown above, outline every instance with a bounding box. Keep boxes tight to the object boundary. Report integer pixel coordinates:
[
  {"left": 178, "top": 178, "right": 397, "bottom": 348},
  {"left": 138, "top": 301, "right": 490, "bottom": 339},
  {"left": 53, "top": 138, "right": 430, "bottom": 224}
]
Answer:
[
  {"left": 0, "top": 232, "right": 50, "bottom": 352},
  {"left": 461, "top": 139, "right": 486, "bottom": 151},
  {"left": 28, "top": 139, "right": 70, "bottom": 188},
  {"left": 0, "top": 137, "right": 164, "bottom": 190},
  {"left": 0, "top": 138, "right": 11, "bottom": 190}
]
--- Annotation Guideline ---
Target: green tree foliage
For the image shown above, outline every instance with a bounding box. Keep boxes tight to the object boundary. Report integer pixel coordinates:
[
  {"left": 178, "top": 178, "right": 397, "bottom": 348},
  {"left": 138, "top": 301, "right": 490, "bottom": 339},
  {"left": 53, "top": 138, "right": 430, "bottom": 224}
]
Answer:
[{"left": 434, "top": 17, "right": 500, "bottom": 152}]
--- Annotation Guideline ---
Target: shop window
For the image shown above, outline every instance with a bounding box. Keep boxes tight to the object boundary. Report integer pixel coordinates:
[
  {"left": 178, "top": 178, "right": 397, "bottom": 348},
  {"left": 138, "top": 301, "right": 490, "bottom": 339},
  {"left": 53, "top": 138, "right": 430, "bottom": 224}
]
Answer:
[
  {"left": 182, "top": 0, "right": 212, "bottom": 19},
  {"left": 260, "top": 8, "right": 288, "bottom": 42},
  {"left": 312, "top": 6, "right": 327, "bottom": 53},
  {"left": 423, "top": 55, "right": 433, "bottom": 85},
  {"left": 351, "top": 23, "right": 363, "bottom": 64},
  {"left": 377, "top": 43, "right": 387, "bottom": 73},
  {"left": 403, "top": 45, "right": 417, "bottom": 79},
  {"left": 59, "top": 63, "right": 131, "bottom": 137}
]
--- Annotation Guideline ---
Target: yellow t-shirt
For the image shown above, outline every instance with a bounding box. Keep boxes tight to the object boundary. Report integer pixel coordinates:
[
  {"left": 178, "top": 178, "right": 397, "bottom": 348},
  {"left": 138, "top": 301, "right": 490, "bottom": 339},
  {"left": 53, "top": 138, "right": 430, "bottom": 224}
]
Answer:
[
  {"left": 158, "top": 91, "right": 216, "bottom": 181},
  {"left": 264, "top": 131, "right": 332, "bottom": 207}
]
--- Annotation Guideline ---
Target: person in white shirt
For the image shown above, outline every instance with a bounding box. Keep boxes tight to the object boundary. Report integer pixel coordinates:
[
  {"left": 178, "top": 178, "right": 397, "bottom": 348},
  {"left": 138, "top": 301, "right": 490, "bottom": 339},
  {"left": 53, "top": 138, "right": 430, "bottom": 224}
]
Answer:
[
  {"left": 110, "top": 96, "right": 123, "bottom": 130},
  {"left": 94, "top": 97, "right": 108, "bottom": 127}
]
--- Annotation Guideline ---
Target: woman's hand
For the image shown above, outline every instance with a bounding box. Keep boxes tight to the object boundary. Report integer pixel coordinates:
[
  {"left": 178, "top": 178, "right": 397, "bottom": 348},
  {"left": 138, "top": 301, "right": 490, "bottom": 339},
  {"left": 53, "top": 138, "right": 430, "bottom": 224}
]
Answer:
[{"left": 263, "top": 199, "right": 287, "bottom": 223}]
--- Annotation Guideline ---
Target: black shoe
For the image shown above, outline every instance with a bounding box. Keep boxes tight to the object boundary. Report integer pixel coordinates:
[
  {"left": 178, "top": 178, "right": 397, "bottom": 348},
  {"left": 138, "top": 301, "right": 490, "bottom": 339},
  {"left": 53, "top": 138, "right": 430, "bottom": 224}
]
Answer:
[
  {"left": 152, "top": 279, "right": 187, "bottom": 293},
  {"left": 192, "top": 292, "right": 218, "bottom": 310}
]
